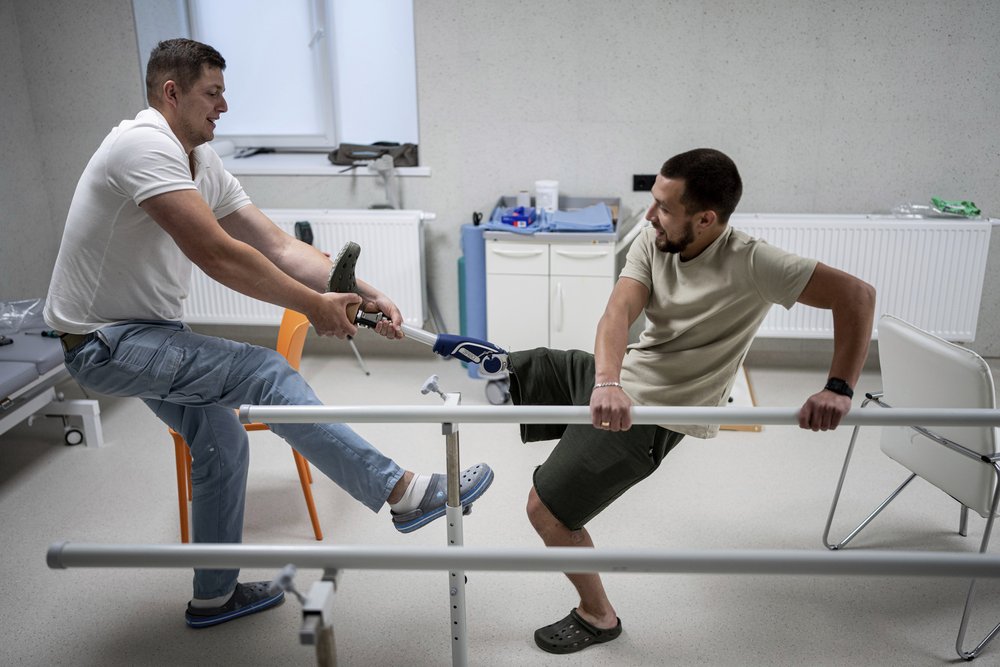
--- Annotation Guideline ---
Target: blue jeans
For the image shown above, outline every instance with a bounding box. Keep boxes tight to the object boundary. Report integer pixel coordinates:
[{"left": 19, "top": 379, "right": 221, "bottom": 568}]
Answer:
[{"left": 64, "top": 321, "right": 404, "bottom": 599}]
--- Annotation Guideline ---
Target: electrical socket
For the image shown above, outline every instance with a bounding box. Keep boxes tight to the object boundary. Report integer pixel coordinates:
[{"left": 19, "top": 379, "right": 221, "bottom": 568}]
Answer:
[{"left": 632, "top": 174, "right": 656, "bottom": 192}]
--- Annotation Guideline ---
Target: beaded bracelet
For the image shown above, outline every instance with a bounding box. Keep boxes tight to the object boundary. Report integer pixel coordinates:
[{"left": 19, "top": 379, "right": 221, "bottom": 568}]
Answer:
[{"left": 593, "top": 381, "right": 623, "bottom": 390}]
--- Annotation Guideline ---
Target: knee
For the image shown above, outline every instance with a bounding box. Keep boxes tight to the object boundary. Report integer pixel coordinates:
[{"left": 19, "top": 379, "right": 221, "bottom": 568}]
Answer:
[
  {"left": 190, "top": 430, "right": 250, "bottom": 486},
  {"left": 526, "top": 486, "right": 558, "bottom": 534}
]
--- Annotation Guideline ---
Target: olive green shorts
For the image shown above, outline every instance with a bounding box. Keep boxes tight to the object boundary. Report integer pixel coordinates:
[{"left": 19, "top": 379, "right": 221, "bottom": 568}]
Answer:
[{"left": 508, "top": 348, "right": 683, "bottom": 531}]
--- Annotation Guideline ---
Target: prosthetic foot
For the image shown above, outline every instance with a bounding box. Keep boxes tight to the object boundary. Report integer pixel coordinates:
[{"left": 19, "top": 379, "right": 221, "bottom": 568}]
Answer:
[{"left": 327, "top": 241, "right": 509, "bottom": 377}]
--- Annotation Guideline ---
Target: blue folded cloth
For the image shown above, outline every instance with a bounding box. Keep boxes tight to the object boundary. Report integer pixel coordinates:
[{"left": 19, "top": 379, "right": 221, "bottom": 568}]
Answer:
[
  {"left": 546, "top": 202, "right": 614, "bottom": 232},
  {"left": 482, "top": 202, "right": 614, "bottom": 234}
]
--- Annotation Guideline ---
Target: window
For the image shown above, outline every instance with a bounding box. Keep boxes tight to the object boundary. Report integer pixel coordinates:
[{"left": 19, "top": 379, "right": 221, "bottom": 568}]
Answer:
[{"left": 132, "top": 0, "right": 419, "bottom": 151}]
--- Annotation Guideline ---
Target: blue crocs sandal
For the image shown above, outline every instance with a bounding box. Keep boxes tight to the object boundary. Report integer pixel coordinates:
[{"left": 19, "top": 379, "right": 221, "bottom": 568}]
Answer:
[
  {"left": 391, "top": 463, "right": 494, "bottom": 533},
  {"left": 185, "top": 581, "right": 285, "bottom": 629},
  {"left": 534, "top": 609, "right": 622, "bottom": 654}
]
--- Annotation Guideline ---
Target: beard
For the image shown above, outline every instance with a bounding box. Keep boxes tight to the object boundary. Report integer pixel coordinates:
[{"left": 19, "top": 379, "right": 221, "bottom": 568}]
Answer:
[{"left": 654, "top": 219, "right": 695, "bottom": 254}]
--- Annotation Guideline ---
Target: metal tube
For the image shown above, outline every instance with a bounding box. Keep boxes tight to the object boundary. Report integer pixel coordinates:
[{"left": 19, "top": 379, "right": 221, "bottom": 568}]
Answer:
[
  {"left": 446, "top": 431, "right": 461, "bottom": 508},
  {"left": 238, "top": 404, "right": 1000, "bottom": 428},
  {"left": 445, "top": 506, "right": 468, "bottom": 667},
  {"left": 47, "top": 543, "right": 1000, "bottom": 579},
  {"left": 400, "top": 323, "right": 437, "bottom": 347}
]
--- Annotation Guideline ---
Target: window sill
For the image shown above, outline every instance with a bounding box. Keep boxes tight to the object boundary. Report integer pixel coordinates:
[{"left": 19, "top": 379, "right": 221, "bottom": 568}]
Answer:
[{"left": 220, "top": 151, "right": 431, "bottom": 177}]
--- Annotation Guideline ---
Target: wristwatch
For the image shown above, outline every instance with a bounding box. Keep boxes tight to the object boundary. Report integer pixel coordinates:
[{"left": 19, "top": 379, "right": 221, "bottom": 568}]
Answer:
[{"left": 824, "top": 377, "right": 854, "bottom": 399}]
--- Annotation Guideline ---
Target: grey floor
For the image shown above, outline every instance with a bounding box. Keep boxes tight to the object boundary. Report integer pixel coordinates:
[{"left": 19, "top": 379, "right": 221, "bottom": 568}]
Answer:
[{"left": 2, "top": 350, "right": 999, "bottom": 666}]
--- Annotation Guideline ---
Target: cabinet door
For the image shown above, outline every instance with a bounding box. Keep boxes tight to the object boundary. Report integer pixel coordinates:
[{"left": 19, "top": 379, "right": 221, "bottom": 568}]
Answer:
[
  {"left": 549, "top": 275, "right": 613, "bottom": 352},
  {"left": 487, "top": 273, "right": 549, "bottom": 351}
]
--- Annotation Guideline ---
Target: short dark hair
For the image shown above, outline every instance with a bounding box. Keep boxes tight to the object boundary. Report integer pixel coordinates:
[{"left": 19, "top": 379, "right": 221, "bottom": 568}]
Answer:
[
  {"left": 145, "top": 38, "right": 226, "bottom": 105},
  {"left": 660, "top": 148, "right": 743, "bottom": 223}
]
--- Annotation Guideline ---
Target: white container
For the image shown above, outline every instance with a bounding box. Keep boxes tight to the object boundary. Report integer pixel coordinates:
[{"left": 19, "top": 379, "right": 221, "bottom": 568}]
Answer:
[
  {"left": 516, "top": 190, "right": 531, "bottom": 209},
  {"left": 535, "top": 180, "right": 559, "bottom": 213}
]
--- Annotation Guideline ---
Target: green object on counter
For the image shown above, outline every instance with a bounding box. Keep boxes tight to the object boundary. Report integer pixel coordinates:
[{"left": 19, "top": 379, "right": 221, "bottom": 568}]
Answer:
[{"left": 932, "top": 197, "right": 981, "bottom": 218}]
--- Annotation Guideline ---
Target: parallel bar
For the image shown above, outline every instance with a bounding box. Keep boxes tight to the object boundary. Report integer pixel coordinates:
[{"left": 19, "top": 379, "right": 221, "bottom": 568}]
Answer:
[
  {"left": 47, "top": 543, "right": 1000, "bottom": 579},
  {"left": 238, "top": 405, "right": 1000, "bottom": 428}
]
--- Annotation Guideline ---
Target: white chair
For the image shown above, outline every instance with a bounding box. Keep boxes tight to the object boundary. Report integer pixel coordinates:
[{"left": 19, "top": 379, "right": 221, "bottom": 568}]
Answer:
[{"left": 823, "top": 314, "right": 1000, "bottom": 661}]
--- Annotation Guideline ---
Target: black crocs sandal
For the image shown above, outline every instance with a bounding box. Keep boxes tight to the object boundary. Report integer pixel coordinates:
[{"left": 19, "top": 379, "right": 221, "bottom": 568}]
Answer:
[
  {"left": 534, "top": 608, "right": 622, "bottom": 654},
  {"left": 327, "top": 241, "right": 362, "bottom": 294},
  {"left": 185, "top": 581, "right": 285, "bottom": 629}
]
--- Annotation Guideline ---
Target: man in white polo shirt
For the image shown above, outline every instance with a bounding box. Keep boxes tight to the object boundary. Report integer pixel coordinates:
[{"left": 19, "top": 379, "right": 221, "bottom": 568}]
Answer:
[{"left": 44, "top": 38, "right": 493, "bottom": 628}]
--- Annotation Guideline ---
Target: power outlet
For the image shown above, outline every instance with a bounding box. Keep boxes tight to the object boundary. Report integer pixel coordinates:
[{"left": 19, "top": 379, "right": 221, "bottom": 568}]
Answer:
[{"left": 632, "top": 174, "right": 656, "bottom": 191}]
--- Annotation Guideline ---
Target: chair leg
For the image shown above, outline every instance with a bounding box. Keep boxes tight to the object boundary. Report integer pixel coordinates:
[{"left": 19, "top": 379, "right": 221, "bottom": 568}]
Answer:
[
  {"left": 171, "top": 433, "right": 190, "bottom": 544},
  {"left": 824, "top": 400, "right": 916, "bottom": 550},
  {"left": 292, "top": 449, "right": 323, "bottom": 541},
  {"left": 185, "top": 450, "right": 193, "bottom": 501},
  {"left": 824, "top": 419, "right": 915, "bottom": 549},
  {"left": 955, "top": 464, "right": 1000, "bottom": 660},
  {"left": 346, "top": 336, "right": 371, "bottom": 376},
  {"left": 960, "top": 505, "right": 970, "bottom": 537}
]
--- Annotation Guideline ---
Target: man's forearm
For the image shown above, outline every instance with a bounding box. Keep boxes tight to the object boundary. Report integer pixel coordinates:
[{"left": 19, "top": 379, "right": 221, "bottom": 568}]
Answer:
[
  {"left": 827, "top": 283, "right": 876, "bottom": 387},
  {"left": 202, "top": 238, "right": 324, "bottom": 315},
  {"left": 593, "top": 314, "right": 630, "bottom": 383}
]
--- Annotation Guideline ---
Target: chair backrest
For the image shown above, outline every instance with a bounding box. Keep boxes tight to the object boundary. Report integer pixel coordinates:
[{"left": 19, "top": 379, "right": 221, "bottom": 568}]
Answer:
[
  {"left": 275, "top": 309, "right": 311, "bottom": 371},
  {"left": 877, "top": 314, "right": 998, "bottom": 518}
]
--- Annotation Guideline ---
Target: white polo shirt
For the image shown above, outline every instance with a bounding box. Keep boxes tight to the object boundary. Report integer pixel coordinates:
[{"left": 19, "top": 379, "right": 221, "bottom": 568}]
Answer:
[{"left": 45, "top": 108, "right": 251, "bottom": 334}]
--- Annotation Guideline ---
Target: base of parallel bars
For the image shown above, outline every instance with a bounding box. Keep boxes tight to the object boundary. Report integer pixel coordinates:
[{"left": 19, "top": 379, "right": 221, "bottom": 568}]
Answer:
[{"left": 446, "top": 503, "right": 468, "bottom": 666}]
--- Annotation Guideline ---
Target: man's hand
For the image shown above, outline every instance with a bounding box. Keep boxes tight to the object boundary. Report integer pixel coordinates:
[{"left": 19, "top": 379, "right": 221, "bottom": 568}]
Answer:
[
  {"left": 798, "top": 389, "right": 852, "bottom": 431},
  {"left": 308, "top": 292, "right": 362, "bottom": 339},
  {"left": 590, "top": 385, "right": 633, "bottom": 431},
  {"left": 365, "top": 294, "right": 404, "bottom": 340}
]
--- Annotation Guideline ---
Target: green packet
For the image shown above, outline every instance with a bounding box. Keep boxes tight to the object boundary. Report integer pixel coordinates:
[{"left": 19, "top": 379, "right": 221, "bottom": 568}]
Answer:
[{"left": 931, "top": 197, "right": 981, "bottom": 218}]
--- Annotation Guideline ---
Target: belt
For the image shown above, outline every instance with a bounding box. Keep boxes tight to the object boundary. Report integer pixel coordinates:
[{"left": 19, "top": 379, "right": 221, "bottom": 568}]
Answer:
[{"left": 58, "top": 332, "right": 94, "bottom": 353}]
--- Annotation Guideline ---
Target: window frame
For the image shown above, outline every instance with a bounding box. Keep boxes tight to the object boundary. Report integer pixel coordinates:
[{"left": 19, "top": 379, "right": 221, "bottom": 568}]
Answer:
[
  {"left": 133, "top": 0, "right": 419, "bottom": 153},
  {"left": 186, "top": 0, "right": 339, "bottom": 149}
]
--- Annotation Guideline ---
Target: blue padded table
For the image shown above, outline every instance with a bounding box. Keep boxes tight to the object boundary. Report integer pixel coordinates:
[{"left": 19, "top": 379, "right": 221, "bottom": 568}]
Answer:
[{"left": 0, "top": 330, "right": 103, "bottom": 446}]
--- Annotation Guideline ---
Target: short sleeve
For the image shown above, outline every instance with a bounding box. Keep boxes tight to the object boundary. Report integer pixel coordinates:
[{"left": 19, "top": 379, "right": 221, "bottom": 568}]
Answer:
[
  {"left": 198, "top": 146, "right": 252, "bottom": 218},
  {"left": 619, "top": 226, "right": 655, "bottom": 289},
  {"left": 748, "top": 241, "right": 818, "bottom": 309},
  {"left": 105, "top": 127, "right": 195, "bottom": 206}
]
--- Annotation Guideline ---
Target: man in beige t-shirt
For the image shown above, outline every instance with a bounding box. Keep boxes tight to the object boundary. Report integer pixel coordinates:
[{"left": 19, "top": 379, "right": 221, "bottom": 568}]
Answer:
[{"left": 509, "top": 148, "right": 876, "bottom": 654}]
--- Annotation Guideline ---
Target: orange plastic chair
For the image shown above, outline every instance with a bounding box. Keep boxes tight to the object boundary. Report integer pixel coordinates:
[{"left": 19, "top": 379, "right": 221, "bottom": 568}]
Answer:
[{"left": 170, "top": 309, "right": 323, "bottom": 542}]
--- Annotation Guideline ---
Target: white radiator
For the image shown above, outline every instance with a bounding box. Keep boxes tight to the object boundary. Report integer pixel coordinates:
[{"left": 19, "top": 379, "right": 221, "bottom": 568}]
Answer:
[
  {"left": 730, "top": 214, "right": 992, "bottom": 341},
  {"left": 184, "top": 208, "right": 428, "bottom": 326}
]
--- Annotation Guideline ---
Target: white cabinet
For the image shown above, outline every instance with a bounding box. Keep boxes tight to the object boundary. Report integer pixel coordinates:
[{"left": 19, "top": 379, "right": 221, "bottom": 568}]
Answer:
[{"left": 486, "top": 238, "right": 617, "bottom": 353}]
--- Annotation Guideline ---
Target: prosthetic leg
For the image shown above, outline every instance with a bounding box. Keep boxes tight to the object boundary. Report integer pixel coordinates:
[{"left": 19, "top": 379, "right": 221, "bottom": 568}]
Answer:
[{"left": 328, "top": 242, "right": 509, "bottom": 378}]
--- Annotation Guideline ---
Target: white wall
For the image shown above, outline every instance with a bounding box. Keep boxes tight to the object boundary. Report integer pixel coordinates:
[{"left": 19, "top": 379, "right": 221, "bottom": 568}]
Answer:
[
  {"left": 3, "top": 0, "right": 999, "bottom": 355},
  {"left": 0, "top": 0, "right": 54, "bottom": 299},
  {"left": 2, "top": 0, "right": 144, "bottom": 302}
]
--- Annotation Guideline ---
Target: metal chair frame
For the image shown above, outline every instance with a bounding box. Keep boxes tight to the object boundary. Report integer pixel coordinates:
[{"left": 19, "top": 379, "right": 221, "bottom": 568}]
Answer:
[{"left": 824, "top": 393, "right": 1000, "bottom": 660}]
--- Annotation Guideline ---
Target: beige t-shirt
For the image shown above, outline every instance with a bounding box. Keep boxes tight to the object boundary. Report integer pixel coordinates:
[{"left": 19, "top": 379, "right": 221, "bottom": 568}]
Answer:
[{"left": 619, "top": 225, "right": 817, "bottom": 438}]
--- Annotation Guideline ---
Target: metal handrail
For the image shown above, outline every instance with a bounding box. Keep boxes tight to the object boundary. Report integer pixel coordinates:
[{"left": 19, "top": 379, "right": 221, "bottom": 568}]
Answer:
[
  {"left": 239, "top": 404, "right": 1000, "bottom": 432},
  {"left": 46, "top": 542, "right": 1000, "bottom": 579}
]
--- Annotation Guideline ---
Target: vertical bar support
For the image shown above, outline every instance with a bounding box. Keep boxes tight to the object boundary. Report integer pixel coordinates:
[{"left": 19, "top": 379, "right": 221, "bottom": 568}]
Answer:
[{"left": 442, "top": 393, "right": 468, "bottom": 667}]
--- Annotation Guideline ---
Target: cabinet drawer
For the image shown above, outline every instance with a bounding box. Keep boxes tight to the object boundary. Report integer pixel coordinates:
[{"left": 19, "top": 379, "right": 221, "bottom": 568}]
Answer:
[
  {"left": 486, "top": 241, "right": 548, "bottom": 275},
  {"left": 549, "top": 243, "right": 615, "bottom": 277}
]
